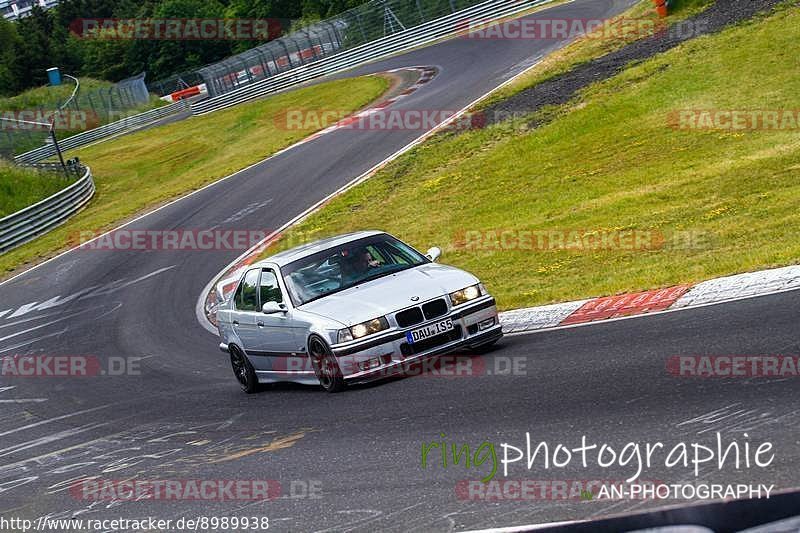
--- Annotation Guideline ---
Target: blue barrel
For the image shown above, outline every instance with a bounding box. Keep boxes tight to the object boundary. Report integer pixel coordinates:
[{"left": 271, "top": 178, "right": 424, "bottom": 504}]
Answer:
[{"left": 47, "top": 67, "right": 62, "bottom": 86}]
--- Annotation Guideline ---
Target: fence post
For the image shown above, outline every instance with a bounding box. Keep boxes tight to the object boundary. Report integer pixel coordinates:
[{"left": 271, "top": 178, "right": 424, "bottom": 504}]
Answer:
[
  {"left": 354, "top": 12, "right": 368, "bottom": 42},
  {"left": 49, "top": 124, "right": 67, "bottom": 175}
]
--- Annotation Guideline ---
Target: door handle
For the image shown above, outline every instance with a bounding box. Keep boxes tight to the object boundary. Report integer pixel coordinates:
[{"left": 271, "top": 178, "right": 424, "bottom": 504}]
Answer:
[
  {"left": 257, "top": 321, "right": 265, "bottom": 327},
  {"left": 232, "top": 320, "right": 239, "bottom": 326}
]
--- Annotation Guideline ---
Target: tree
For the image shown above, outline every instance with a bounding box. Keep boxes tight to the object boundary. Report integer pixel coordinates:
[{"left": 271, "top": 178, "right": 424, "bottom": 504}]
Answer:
[
  {"left": 150, "top": 0, "right": 232, "bottom": 79},
  {"left": 0, "top": 17, "right": 22, "bottom": 95},
  {"left": 11, "top": 7, "right": 63, "bottom": 88},
  {"left": 3, "top": 0, "right": 375, "bottom": 93}
]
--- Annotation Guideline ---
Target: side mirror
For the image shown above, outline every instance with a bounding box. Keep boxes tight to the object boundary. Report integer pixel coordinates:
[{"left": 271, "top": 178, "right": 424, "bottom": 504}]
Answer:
[
  {"left": 262, "top": 301, "right": 287, "bottom": 314},
  {"left": 425, "top": 246, "right": 442, "bottom": 262}
]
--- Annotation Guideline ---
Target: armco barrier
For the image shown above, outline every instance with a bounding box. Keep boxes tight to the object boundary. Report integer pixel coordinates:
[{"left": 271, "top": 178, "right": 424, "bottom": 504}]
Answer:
[
  {"left": 191, "top": 0, "right": 554, "bottom": 115},
  {"left": 14, "top": 100, "right": 191, "bottom": 164},
  {"left": 0, "top": 166, "right": 95, "bottom": 254}
]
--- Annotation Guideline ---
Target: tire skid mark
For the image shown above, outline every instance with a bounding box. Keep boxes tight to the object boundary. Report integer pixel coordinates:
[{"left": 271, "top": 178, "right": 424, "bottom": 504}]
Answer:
[
  {"left": 0, "top": 420, "right": 314, "bottom": 519},
  {"left": 208, "top": 430, "right": 308, "bottom": 463}
]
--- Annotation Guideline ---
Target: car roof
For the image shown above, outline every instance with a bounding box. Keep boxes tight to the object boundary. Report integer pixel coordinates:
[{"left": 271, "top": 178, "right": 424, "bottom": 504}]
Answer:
[{"left": 257, "top": 230, "right": 386, "bottom": 267}]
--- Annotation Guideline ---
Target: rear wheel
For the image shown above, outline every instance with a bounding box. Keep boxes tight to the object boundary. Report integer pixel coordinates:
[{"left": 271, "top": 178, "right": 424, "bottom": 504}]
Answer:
[
  {"left": 309, "top": 335, "right": 345, "bottom": 393},
  {"left": 230, "top": 346, "right": 259, "bottom": 393}
]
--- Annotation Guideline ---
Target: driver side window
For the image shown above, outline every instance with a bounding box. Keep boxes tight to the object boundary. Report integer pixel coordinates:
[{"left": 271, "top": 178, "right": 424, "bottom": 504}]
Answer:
[
  {"left": 235, "top": 269, "right": 260, "bottom": 311},
  {"left": 260, "top": 268, "right": 283, "bottom": 305}
]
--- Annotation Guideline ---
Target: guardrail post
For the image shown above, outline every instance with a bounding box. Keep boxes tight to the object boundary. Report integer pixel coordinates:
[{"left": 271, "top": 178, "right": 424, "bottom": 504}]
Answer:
[
  {"left": 48, "top": 125, "right": 67, "bottom": 175},
  {"left": 354, "top": 12, "right": 368, "bottom": 42}
]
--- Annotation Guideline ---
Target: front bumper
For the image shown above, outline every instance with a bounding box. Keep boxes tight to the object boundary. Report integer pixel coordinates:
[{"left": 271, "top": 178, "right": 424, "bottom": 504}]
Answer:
[{"left": 330, "top": 296, "right": 502, "bottom": 384}]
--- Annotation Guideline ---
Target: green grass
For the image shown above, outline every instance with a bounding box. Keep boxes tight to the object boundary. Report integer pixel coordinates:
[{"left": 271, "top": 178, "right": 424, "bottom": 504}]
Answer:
[
  {"left": 258, "top": 2, "right": 800, "bottom": 310},
  {"left": 0, "top": 78, "right": 111, "bottom": 111},
  {"left": 0, "top": 161, "right": 76, "bottom": 218},
  {"left": 0, "top": 75, "right": 389, "bottom": 276}
]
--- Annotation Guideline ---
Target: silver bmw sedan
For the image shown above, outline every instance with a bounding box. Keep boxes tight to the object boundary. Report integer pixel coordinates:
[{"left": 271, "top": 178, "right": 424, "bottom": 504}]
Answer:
[{"left": 217, "top": 231, "right": 502, "bottom": 392}]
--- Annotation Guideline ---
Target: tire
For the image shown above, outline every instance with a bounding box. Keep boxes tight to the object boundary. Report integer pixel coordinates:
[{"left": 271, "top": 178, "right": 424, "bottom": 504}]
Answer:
[
  {"left": 309, "top": 335, "right": 345, "bottom": 393},
  {"left": 230, "top": 346, "right": 259, "bottom": 393}
]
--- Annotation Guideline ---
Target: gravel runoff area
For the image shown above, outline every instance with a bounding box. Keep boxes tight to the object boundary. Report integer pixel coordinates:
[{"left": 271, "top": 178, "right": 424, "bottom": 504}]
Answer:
[{"left": 483, "top": 0, "right": 788, "bottom": 126}]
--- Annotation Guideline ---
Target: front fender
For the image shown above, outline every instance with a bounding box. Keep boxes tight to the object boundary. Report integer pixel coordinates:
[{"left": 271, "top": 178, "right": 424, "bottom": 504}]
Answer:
[{"left": 294, "top": 310, "right": 346, "bottom": 350}]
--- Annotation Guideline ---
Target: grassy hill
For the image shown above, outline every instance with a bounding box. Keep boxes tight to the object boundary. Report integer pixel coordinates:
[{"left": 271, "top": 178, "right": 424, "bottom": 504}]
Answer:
[
  {"left": 259, "top": 1, "right": 800, "bottom": 310},
  {"left": 0, "top": 161, "right": 76, "bottom": 218}
]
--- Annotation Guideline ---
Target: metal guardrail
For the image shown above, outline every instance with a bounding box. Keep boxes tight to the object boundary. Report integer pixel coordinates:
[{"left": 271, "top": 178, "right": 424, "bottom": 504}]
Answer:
[
  {"left": 14, "top": 100, "right": 191, "bottom": 164},
  {"left": 191, "top": 0, "right": 553, "bottom": 115},
  {"left": 0, "top": 165, "right": 95, "bottom": 254}
]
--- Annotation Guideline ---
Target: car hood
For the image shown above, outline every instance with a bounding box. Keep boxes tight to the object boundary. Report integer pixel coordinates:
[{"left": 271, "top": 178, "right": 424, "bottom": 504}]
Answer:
[{"left": 298, "top": 263, "right": 478, "bottom": 326}]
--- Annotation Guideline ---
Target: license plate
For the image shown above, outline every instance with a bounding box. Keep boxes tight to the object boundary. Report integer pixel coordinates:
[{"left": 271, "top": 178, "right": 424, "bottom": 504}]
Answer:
[{"left": 406, "top": 318, "right": 454, "bottom": 344}]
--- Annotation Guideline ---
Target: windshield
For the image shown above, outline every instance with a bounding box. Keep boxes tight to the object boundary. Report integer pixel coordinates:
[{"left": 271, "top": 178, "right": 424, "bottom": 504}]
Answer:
[{"left": 281, "top": 234, "right": 429, "bottom": 306}]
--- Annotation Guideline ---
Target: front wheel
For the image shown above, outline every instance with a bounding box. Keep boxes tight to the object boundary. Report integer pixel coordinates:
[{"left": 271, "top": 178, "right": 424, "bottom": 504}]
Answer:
[
  {"left": 230, "top": 346, "right": 259, "bottom": 393},
  {"left": 309, "top": 335, "right": 345, "bottom": 393}
]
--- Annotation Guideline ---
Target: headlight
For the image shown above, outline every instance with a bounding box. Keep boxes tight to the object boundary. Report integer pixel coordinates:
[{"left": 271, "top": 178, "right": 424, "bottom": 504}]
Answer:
[
  {"left": 337, "top": 316, "right": 389, "bottom": 343},
  {"left": 449, "top": 284, "right": 482, "bottom": 306}
]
